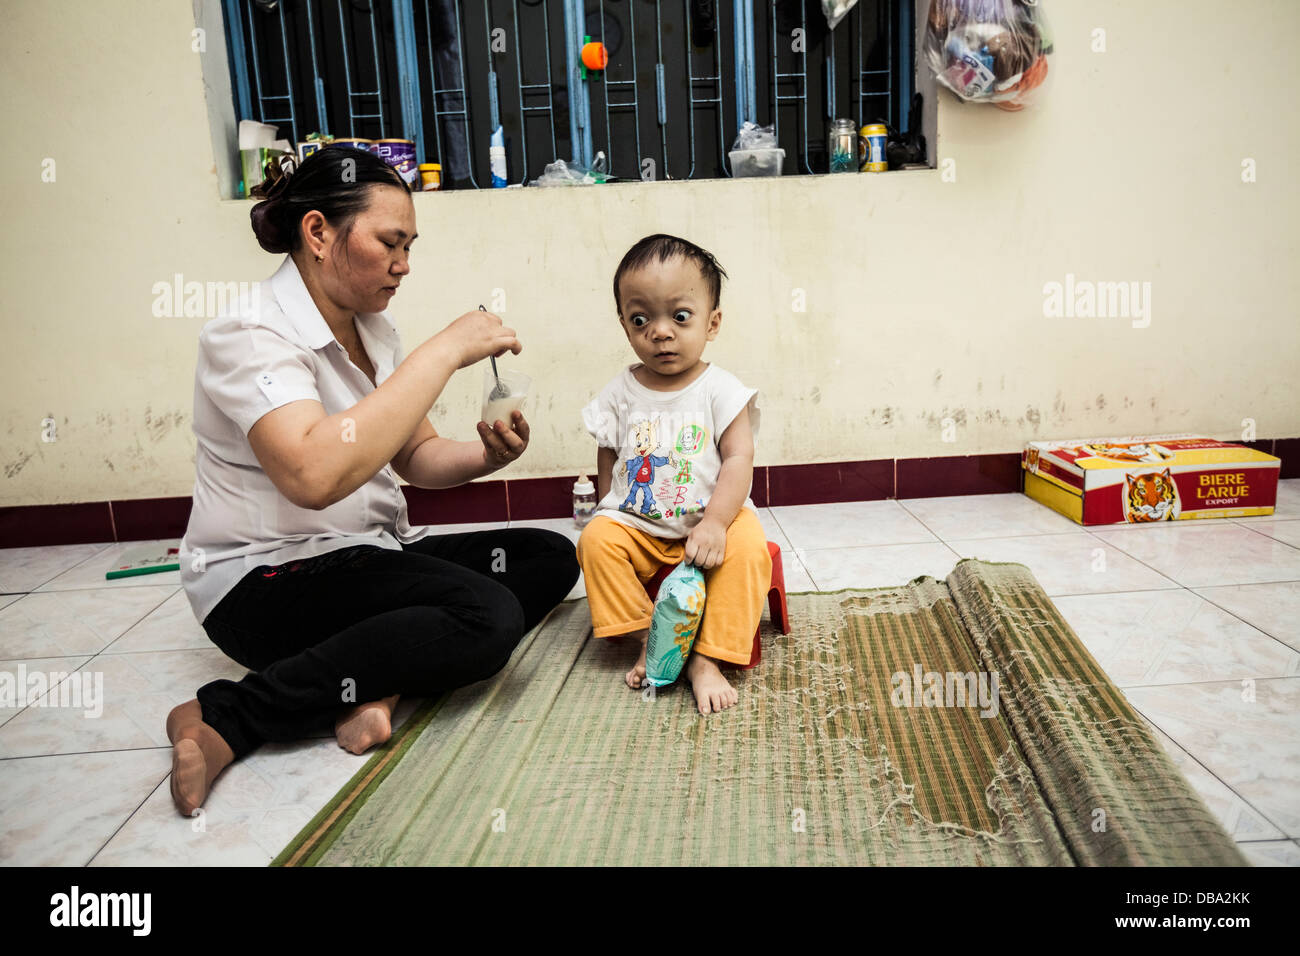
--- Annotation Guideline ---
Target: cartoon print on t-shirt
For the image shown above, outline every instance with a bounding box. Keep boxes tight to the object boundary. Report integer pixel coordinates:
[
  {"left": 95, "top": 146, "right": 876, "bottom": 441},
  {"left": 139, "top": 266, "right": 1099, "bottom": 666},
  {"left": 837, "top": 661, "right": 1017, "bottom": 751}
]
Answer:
[
  {"left": 619, "top": 418, "right": 677, "bottom": 519},
  {"left": 652, "top": 423, "right": 708, "bottom": 520}
]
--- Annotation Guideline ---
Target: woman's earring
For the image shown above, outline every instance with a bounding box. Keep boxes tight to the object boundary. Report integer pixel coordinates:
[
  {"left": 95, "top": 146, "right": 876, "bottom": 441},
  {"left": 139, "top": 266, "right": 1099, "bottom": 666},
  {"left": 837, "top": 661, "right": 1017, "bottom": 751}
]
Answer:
[{"left": 315, "top": 253, "right": 325, "bottom": 263}]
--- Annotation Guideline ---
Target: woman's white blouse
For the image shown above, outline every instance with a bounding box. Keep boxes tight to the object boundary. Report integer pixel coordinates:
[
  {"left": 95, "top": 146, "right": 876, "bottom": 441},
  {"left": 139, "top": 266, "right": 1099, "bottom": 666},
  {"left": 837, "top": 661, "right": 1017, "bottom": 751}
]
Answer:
[{"left": 179, "top": 254, "right": 433, "bottom": 624}]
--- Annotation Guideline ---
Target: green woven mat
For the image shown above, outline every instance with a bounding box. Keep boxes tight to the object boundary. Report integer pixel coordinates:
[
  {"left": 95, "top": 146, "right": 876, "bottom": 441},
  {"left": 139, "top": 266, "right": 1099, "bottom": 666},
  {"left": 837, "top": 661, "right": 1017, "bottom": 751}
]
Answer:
[{"left": 272, "top": 558, "right": 1247, "bottom": 866}]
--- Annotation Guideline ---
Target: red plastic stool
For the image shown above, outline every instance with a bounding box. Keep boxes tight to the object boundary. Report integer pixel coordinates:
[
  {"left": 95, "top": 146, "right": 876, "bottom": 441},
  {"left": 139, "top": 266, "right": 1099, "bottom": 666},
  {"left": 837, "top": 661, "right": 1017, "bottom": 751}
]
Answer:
[{"left": 644, "top": 541, "right": 790, "bottom": 669}]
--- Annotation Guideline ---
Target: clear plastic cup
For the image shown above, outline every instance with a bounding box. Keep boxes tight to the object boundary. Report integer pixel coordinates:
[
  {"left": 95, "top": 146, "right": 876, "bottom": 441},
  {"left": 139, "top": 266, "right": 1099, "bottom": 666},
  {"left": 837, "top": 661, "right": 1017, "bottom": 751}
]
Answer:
[{"left": 480, "top": 366, "right": 530, "bottom": 427}]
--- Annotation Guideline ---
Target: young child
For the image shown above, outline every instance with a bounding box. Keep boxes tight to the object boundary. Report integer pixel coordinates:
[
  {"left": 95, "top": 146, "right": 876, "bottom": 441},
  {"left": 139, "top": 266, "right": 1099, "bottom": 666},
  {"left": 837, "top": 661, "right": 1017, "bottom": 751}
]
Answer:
[{"left": 577, "top": 234, "right": 772, "bottom": 715}]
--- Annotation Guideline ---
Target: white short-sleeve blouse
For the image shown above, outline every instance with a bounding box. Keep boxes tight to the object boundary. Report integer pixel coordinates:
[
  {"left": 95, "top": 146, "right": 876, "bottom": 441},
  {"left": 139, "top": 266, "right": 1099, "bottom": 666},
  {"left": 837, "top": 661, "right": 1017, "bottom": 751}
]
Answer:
[{"left": 179, "top": 254, "right": 434, "bottom": 624}]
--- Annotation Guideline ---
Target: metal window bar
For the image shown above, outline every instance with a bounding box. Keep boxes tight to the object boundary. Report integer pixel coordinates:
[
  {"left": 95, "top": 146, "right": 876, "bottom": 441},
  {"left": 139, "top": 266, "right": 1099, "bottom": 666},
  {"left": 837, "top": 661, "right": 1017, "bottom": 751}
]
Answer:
[
  {"left": 244, "top": 0, "right": 299, "bottom": 144},
  {"left": 483, "top": 4, "right": 500, "bottom": 131},
  {"left": 827, "top": 12, "right": 836, "bottom": 121},
  {"left": 770, "top": 0, "right": 812, "bottom": 174},
  {"left": 899, "top": 0, "right": 912, "bottom": 131},
  {"left": 593, "top": 0, "right": 642, "bottom": 178},
  {"left": 394, "top": 0, "right": 426, "bottom": 162},
  {"left": 733, "top": 0, "right": 755, "bottom": 127},
  {"left": 223, "top": 0, "right": 909, "bottom": 188},
  {"left": 854, "top": 0, "right": 890, "bottom": 127},
  {"left": 508, "top": 0, "right": 559, "bottom": 183},
  {"left": 420, "top": 0, "right": 478, "bottom": 188},
  {"left": 335, "top": 0, "right": 386, "bottom": 138},
  {"left": 562, "top": 0, "right": 594, "bottom": 168},
  {"left": 303, "top": 0, "right": 329, "bottom": 135},
  {"left": 222, "top": 0, "right": 253, "bottom": 122},
  {"left": 684, "top": 0, "right": 729, "bottom": 179},
  {"left": 652, "top": 1, "right": 670, "bottom": 177}
]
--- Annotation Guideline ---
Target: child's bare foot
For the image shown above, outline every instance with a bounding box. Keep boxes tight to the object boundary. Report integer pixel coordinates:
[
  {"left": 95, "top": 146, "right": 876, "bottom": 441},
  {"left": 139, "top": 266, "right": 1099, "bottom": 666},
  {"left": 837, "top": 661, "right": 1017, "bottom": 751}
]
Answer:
[
  {"left": 335, "top": 694, "right": 399, "bottom": 754},
  {"left": 165, "top": 699, "right": 234, "bottom": 816},
  {"left": 624, "top": 630, "right": 648, "bottom": 689},
  {"left": 685, "top": 653, "right": 738, "bottom": 715}
]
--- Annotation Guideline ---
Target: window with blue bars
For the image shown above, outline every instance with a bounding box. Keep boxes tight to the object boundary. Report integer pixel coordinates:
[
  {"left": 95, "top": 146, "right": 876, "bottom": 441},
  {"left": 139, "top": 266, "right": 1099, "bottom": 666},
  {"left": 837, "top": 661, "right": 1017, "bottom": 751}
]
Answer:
[{"left": 223, "top": 0, "right": 916, "bottom": 190}]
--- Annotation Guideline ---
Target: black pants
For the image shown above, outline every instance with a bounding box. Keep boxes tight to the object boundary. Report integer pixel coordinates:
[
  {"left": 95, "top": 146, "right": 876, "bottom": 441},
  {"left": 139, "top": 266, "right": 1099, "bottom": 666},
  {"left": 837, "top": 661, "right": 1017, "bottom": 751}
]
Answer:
[{"left": 195, "top": 528, "right": 579, "bottom": 759}]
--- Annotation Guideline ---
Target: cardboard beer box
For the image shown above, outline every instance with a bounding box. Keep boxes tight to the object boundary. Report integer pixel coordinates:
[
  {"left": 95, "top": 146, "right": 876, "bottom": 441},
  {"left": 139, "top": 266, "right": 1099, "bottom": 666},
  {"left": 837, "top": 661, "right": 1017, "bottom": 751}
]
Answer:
[{"left": 1022, "top": 434, "right": 1280, "bottom": 525}]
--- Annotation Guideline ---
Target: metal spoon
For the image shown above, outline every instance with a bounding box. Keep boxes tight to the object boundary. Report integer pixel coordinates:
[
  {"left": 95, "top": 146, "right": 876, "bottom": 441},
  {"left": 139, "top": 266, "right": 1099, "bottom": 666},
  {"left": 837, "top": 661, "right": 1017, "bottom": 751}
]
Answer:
[{"left": 479, "top": 304, "right": 510, "bottom": 400}]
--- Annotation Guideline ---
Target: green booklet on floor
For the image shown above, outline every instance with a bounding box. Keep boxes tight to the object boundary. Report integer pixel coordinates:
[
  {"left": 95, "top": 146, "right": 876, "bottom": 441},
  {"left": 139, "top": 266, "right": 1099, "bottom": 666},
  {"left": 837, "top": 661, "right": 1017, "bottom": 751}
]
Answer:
[{"left": 105, "top": 546, "right": 180, "bottom": 580}]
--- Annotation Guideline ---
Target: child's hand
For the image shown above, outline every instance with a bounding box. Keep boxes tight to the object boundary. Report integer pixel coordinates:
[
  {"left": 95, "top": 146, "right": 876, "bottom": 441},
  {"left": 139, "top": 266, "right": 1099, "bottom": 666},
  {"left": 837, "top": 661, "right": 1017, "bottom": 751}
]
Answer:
[{"left": 684, "top": 515, "right": 727, "bottom": 570}]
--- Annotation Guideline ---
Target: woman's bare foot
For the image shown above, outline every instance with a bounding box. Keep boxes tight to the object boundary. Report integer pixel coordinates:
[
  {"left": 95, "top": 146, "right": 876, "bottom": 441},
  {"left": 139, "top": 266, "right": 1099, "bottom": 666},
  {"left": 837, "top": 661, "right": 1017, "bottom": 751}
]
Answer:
[
  {"left": 335, "top": 694, "right": 399, "bottom": 754},
  {"left": 624, "top": 631, "right": 649, "bottom": 689},
  {"left": 166, "top": 699, "right": 234, "bottom": 816},
  {"left": 685, "top": 653, "right": 738, "bottom": 715}
]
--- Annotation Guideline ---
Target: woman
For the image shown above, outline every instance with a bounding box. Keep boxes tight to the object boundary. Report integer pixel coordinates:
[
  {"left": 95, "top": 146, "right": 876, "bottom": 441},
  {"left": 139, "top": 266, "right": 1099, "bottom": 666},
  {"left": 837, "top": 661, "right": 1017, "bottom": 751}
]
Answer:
[{"left": 170, "top": 147, "right": 579, "bottom": 815}]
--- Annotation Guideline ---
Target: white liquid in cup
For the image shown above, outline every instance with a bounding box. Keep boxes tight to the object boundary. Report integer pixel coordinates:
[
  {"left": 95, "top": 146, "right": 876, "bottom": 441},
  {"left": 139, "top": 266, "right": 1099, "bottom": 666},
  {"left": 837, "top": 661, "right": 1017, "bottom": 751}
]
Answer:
[
  {"left": 480, "top": 366, "right": 531, "bottom": 426},
  {"left": 481, "top": 392, "right": 525, "bottom": 426}
]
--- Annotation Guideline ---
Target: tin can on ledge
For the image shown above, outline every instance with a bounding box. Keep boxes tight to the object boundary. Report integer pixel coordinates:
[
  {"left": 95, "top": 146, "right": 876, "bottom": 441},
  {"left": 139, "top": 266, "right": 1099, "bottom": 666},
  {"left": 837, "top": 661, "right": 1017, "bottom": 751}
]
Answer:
[
  {"left": 419, "top": 163, "right": 442, "bottom": 191},
  {"left": 374, "top": 139, "right": 419, "bottom": 189},
  {"left": 859, "top": 124, "right": 888, "bottom": 172}
]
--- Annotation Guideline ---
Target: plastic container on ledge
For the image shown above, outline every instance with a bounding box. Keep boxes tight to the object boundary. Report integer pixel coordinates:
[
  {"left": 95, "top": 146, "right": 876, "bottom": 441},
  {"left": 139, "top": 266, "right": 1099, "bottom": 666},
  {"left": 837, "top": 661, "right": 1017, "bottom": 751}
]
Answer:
[{"left": 729, "top": 148, "right": 785, "bottom": 177}]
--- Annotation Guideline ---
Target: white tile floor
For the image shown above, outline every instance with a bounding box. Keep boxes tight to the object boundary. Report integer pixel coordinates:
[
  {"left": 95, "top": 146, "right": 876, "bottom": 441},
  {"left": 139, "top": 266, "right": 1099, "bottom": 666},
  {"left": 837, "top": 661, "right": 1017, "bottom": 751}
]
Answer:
[{"left": 2, "top": 482, "right": 1298, "bottom": 867}]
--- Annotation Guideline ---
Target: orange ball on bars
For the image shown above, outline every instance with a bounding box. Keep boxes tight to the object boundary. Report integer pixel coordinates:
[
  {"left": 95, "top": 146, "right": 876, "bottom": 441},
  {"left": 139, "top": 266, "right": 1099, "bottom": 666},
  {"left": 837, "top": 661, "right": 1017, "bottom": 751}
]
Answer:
[{"left": 581, "top": 41, "right": 609, "bottom": 71}]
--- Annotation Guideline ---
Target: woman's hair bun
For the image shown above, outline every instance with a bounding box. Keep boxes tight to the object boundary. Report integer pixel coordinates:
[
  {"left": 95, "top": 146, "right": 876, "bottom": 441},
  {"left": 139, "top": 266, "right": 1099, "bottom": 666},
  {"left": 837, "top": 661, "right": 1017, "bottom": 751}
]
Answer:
[
  {"left": 248, "top": 145, "right": 408, "bottom": 255},
  {"left": 250, "top": 197, "right": 291, "bottom": 254}
]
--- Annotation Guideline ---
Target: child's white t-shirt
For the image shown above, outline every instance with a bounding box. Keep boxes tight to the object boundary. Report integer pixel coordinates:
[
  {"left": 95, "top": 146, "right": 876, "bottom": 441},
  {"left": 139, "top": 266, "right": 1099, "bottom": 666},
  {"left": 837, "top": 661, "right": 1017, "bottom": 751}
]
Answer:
[{"left": 581, "top": 363, "right": 760, "bottom": 539}]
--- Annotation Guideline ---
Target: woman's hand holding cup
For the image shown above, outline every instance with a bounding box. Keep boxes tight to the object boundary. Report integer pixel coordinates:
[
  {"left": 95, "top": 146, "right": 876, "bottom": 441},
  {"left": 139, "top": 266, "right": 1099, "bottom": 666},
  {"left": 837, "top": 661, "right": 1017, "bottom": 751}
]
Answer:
[
  {"left": 478, "top": 409, "right": 530, "bottom": 469},
  {"left": 427, "top": 308, "right": 528, "bottom": 470}
]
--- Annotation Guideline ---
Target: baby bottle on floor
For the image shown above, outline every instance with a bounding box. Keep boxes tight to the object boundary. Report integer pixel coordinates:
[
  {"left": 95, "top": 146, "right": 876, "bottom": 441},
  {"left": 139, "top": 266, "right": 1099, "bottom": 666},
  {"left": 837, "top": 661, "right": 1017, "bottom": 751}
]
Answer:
[{"left": 572, "top": 474, "right": 597, "bottom": 528}]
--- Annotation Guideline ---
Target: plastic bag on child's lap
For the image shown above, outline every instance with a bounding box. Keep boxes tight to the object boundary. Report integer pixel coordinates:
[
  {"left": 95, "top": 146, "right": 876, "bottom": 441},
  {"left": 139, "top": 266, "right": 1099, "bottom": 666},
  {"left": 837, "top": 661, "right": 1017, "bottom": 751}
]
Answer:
[{"left": 644, "top": 563, "right": 706, "bottom": 688}]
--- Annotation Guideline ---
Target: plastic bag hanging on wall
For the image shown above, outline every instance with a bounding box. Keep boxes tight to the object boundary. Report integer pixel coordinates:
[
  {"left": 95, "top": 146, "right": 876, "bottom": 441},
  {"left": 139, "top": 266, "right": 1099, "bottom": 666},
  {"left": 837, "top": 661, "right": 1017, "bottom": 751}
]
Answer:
[
  {"left": 925, "top": 0, "right": 1054, "bottom": 111},
  {"left": 822, "top": 1, "right": 862, "bottom": 31}
]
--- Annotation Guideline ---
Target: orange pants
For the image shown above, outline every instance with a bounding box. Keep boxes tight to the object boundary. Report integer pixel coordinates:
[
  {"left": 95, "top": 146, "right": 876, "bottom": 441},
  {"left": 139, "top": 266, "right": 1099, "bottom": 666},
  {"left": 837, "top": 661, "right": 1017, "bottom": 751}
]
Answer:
[{"left": 575, "top": 508, "right": 772, "bottom": 666}]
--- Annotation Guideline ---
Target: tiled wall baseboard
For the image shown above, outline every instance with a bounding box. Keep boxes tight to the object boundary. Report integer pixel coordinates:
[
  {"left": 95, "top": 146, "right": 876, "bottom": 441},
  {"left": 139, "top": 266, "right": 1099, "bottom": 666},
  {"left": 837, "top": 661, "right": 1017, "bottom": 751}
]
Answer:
[{"left": 2, "top": 440, "right": 1294, "bottom": 549}]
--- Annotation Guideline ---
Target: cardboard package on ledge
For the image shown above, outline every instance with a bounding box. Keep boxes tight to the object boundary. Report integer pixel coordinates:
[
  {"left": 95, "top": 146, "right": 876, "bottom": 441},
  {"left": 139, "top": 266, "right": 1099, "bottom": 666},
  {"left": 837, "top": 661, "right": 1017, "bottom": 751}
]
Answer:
[{"left": 1022, "top": 434, "right": 1280, "bottom": 525}]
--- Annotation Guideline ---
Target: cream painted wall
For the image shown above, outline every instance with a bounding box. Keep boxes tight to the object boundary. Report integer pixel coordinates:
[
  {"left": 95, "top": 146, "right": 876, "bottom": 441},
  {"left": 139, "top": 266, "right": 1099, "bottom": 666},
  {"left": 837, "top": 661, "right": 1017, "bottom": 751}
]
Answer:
[{"left": 2, "top": 0, "right": 1297, "bottom": 507}]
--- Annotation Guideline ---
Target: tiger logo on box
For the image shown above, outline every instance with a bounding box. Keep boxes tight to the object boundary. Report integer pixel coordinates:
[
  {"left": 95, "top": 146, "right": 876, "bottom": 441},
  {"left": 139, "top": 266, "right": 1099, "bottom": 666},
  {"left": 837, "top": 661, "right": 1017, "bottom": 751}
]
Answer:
[{"left": 1124, "top": 468, "right": 1180, "bottom": 522}]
